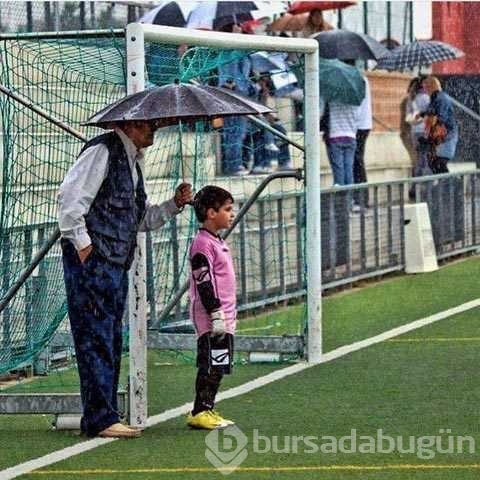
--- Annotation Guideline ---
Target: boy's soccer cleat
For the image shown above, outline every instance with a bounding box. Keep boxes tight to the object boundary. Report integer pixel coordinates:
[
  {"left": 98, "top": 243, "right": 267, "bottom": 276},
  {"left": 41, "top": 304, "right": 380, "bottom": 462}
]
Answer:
[
  {"left": 211, "top": 409, "right": 235, "bottom": 426},
  {"left": 187, "top": 410, "right": 229, "bottom": 430}
]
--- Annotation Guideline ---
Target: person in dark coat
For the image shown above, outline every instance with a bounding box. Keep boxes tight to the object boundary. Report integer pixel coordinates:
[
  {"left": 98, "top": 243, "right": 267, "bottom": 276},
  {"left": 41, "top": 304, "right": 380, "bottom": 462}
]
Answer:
[
  {"left": 419, "top": 76, "right": 458, "bottom": 174},
  {"left": 58, "top": 120, "right": 193, "bottom": 438}
]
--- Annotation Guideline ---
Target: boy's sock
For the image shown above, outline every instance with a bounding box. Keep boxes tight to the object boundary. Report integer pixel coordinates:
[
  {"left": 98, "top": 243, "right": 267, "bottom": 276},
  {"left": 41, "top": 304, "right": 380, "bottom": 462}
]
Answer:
[{"left": 192, "top": 370, "right": 223, "bottom": 416}]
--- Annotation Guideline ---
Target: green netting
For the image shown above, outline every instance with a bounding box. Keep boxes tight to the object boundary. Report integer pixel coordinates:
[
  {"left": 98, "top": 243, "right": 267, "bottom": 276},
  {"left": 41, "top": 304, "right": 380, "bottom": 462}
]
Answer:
[{"left": 0, "top": 31, "right": 307, "bottom": 377}]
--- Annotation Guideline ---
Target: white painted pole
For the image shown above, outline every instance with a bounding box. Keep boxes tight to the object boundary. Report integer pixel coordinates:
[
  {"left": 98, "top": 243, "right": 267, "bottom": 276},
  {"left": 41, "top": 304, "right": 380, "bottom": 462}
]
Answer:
[
  {"left": 304, "top": 52, "right": 322, "bottom": 363},
  {"left": 126, "top": 23, "right": 148, "bottom": 428},
  {"left": 139, "top": 24, "right": 318, "bottom": 53}
]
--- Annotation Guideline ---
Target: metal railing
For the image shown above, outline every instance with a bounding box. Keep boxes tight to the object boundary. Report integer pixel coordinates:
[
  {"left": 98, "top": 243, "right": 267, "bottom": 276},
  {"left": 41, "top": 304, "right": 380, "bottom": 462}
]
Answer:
[
  {"left": 148, "top": 170, "right": 480, "bottom": 330},
  {"left": 2, "top": 170, "right": 480, "bottom": 344}
]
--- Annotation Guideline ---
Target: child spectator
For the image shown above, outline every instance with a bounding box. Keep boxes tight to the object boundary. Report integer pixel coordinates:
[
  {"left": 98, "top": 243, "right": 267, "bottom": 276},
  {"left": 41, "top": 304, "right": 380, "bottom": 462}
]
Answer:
[{"left": 187, "top": 186, "right": 237, "bottom": 430}]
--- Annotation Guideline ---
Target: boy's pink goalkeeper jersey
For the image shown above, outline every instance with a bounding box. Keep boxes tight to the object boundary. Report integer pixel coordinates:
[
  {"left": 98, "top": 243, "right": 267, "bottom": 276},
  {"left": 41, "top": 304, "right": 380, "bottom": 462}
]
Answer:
[{"left": 189, "top": 229, "right": 237, "bottom": 337}]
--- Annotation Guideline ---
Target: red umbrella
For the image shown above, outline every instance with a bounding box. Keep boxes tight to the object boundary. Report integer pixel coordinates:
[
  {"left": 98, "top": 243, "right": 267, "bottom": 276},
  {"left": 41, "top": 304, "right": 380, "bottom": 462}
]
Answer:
[{"left": 289, "top": 1, "right": 356, "bottom": 14}]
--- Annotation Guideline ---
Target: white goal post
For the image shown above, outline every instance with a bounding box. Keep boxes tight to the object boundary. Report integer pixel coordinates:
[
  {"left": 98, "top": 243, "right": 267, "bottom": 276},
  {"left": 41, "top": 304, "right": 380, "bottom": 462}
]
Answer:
[{"left": 125, "top": 23, "right": 322, "bottom": 428}]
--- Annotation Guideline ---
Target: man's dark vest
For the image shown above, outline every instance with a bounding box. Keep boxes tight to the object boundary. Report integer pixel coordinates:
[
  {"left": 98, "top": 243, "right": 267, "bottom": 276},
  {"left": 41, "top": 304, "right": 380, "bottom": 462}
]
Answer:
[{"left": 83, "top": 132, "right": 147, "bottom": 270}]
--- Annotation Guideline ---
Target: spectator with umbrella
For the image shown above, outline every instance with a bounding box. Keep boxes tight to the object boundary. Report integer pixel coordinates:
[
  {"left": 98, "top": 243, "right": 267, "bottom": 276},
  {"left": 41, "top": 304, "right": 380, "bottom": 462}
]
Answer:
[
  {"left": 317, "top": 59, "right": 365, "bottom": 187},
  {"left": 417, "top": 76, "right": 458, "bottom": 174},
  {"left": 268, "top": 1, "right": 354, "bottom": 35},
  {"left": 313, "top": 27, "right": 388, "bottom": 188},
  {"left": 375, "top": 39, "right": 463, "bottom": 176}
]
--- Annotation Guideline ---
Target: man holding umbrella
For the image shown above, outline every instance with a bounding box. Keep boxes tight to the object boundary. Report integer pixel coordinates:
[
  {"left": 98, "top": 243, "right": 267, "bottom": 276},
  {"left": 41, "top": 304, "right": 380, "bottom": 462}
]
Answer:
[
  {"left": 58, "top": 119, "right": 193, "bottom": 439},
  {"left": 57, "top": 82, "right": 271, "bottom": 439}
]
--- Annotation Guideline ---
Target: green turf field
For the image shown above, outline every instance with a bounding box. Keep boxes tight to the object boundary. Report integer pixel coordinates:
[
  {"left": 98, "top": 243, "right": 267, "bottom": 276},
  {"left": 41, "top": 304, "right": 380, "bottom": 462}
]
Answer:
[{"left": 2, "top": 257, "right": 480, "bottom": 479}]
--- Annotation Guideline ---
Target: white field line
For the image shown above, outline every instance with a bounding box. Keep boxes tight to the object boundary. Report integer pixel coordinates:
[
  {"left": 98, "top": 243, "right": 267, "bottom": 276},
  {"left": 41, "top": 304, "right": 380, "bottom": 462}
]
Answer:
[{"left": 2, "top": 298, "right": 479, "bottom": 480}]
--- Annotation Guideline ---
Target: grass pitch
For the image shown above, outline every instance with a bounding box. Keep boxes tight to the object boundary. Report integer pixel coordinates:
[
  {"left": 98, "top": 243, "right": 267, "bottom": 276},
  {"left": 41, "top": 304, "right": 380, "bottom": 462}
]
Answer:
[{"left": 1, "top": 257, "right": 480, "bottom": 479}]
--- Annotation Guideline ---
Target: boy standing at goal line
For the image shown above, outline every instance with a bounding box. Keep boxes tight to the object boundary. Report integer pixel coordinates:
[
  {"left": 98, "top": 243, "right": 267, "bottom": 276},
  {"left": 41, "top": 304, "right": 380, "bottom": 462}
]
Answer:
[{"left": 187, "top": 185, "right": 237, "bottom": 430}]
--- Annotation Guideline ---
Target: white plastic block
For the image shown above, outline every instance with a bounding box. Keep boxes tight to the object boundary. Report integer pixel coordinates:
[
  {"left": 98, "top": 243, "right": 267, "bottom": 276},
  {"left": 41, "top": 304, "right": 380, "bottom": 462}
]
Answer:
[{"left": 404, "top": 203, "right": 438, "bottom": 273}]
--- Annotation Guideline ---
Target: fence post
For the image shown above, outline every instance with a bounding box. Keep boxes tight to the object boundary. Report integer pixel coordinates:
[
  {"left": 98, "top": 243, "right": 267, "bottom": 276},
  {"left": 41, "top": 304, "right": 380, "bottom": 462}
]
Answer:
[
  {"left": 277, "top": 198, "right": 286, "bottom": 297},
  {"left": 33, "top": 227, "right": 49, "bottom": 375},
  {"left": 258, "top": 199, "right": 267, "bottom": 302},
  {"left": 239, "top": 202, "right": 247, "bottom": 306},
  {"left": 1, "top": 233, "right": 11, "bottom": 361}
]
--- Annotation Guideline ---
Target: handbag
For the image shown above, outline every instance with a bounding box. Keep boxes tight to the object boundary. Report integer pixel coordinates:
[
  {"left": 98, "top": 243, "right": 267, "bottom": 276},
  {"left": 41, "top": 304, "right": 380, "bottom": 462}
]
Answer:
[{"left": 424, "top": 115, "right": 447, "bottom": 145}]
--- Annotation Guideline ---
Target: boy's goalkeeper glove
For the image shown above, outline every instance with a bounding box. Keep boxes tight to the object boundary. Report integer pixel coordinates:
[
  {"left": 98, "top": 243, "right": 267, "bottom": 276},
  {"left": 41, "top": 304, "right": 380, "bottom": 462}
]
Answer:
[{"left": 211, "top": 310, "right": 226, "bottom": 337}]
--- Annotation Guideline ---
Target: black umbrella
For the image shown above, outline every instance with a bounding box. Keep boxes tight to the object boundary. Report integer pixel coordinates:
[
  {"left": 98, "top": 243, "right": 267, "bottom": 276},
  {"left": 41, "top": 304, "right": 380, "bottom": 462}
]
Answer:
[
  {"left": 375, "top": 40, "right": 464, "bottom": 71},
  {"left": 138, "top": 1, "right": 199, "bottom": 27},
  {"left": 187, "top": 1, "right": 259, "bottom": 30},
  {"left": 84, "top": 83, "right": 273, "bottom": 128},
  {"left": 313, "top": 29, "right": 390, "bottom": 61}
]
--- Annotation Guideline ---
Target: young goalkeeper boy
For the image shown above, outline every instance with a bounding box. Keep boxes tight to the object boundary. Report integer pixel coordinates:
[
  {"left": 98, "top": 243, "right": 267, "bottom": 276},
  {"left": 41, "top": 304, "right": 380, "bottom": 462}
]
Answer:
[{"left": 187, "top": 185, "right": 237, "bottom": 430}]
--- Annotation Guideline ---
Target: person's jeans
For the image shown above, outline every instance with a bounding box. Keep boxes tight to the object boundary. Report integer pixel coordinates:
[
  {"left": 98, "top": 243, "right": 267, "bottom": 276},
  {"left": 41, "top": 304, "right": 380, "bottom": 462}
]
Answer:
[
  {"left": 413, "top": 135, "right": 433, "bottom": 178},
  {"left": 252, "top": 129, "right": 275, "bottom": 168},
  {"left": 353, "top": 129, "right": 370, "bottom": 205},
  {"left": 252, "top": 121, "right": 291, "bottom": 169},
  {"left": 62, "top": 239, "right": 128, "bottom": 437},
  {"left": 273, "top": 121, "right": 291, "bottom": 167},
  {"left": 222, "top": 115, "right": 248, "bottom": 173},
  {"left": 327, "top": 138, "right": 357, "bottom": 185}
]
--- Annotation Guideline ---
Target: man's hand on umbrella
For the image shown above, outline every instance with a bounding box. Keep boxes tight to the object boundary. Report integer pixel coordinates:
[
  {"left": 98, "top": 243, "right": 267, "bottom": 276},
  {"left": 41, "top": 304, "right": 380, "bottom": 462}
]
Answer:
[{"left": 174, "top": 183, "right": 193, "bottom": 208}]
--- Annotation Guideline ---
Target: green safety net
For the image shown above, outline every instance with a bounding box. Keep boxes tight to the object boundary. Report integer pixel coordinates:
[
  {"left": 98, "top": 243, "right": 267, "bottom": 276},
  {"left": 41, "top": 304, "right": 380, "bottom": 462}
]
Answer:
[{"left": 0, "top": 31, "right": 307, "bottom": 377}]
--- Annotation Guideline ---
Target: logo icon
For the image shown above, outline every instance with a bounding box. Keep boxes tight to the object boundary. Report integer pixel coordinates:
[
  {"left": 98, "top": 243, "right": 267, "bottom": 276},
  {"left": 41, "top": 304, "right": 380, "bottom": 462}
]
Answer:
[{"left": 205, "top": 425, "right": 248, "bottom": 475}]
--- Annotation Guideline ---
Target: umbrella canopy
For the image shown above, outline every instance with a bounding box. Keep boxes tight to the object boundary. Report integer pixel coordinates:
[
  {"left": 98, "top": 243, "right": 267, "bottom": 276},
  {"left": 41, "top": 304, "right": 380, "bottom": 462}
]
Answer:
[
  {"left": 319, "top": 58, "right": 365, "bottom": 106},
  {"left": 139, "top": 1, "right": 199, "bottom": 27},
  {"left": 84, "top": 83, "right": 273, "bottom": 128},
  {"left": 375, "top": 40, "right": 464, "bottom": 71},
  {"left": 187, "top": 1, "right": 258, "bottom": 30},
  {"left": 241, "top": 2, "right": 288, "bottom": 33},
  {"left": 249, "top": 51, "right": 289, "bottom": 74},
  {"left": 314, "top": 29, "right": 390, "bottom": 61},
  {"left": 289, "top": 1, "right": 355, "bottom": 14}
]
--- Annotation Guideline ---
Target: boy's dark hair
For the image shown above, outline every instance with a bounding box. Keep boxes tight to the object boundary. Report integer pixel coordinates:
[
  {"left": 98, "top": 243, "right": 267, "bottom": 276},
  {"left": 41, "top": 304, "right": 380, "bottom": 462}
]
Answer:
[{"left": 193, "top": 185, "right": 234, "bottom": 222}]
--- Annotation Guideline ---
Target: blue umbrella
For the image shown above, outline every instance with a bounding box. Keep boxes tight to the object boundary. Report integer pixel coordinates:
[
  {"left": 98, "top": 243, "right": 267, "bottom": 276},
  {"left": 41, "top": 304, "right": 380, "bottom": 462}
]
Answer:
[{"left": 319, "top": 58, "right": 365, "bottom": 106}]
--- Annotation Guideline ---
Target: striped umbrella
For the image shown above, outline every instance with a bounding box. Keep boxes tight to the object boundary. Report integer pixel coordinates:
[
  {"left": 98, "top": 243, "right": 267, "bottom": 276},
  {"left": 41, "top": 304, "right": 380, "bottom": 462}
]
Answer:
[{"left": 376, "top": 40, "right": 464, "bottom": 71}]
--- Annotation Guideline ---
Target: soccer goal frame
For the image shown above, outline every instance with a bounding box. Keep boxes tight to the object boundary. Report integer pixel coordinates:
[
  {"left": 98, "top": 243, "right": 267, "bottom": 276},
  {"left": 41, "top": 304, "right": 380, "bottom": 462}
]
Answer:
[{"left": 125, "top": 23, "right": 321, "bottom": 427}]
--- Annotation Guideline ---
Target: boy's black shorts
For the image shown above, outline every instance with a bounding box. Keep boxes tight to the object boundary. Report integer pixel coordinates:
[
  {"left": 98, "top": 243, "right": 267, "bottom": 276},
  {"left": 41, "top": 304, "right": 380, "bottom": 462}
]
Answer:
[{"left": 197, "top": 333, "right": 234, "bottom": 375}]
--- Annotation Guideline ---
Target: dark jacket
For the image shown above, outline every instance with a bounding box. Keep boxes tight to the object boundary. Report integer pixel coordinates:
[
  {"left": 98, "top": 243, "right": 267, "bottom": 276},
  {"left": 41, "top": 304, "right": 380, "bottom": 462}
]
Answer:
[{"left": 83, "top": 132, "right": 147, "bottom": 270}]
